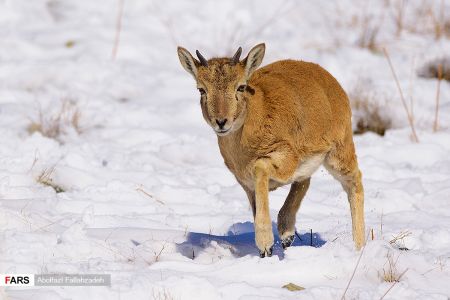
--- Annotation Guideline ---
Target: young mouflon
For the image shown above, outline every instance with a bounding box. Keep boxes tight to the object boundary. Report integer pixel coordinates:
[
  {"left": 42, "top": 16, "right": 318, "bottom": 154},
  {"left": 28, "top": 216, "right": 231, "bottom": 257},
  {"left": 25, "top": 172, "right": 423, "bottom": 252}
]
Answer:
[{"left": 177, "top": 43, "right": 365, "bottom": 257}]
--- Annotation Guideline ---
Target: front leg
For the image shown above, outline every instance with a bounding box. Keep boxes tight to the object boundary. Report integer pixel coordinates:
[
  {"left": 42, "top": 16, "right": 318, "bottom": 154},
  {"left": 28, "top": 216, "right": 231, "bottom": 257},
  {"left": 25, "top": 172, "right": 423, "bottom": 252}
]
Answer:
[
  {"left": 253, "top": 159, "right": 274, "bottom": 257},
  {"left": 241, "top": 184, "right": 256, "bottom": 218}
]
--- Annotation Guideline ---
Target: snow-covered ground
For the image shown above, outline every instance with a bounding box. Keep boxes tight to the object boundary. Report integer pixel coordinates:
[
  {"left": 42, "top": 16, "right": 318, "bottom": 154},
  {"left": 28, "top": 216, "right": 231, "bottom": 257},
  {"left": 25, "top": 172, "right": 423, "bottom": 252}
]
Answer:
[{"left": 0, "top": 0, "right": 449, "bottom": 299}]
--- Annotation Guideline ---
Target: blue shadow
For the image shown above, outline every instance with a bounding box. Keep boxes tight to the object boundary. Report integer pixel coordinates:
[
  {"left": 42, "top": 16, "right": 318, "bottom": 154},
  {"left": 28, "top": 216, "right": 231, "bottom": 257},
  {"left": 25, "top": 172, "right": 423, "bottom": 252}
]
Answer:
[{"left": 177, "top": 221, "right": 326, "bottom": 259}]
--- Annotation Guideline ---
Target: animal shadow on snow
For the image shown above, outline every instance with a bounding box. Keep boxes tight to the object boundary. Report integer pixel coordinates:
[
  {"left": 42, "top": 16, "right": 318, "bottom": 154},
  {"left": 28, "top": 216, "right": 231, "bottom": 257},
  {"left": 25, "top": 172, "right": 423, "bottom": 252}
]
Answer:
[{"left": 177, "top": 222, "right": 326, "bottom": 260}]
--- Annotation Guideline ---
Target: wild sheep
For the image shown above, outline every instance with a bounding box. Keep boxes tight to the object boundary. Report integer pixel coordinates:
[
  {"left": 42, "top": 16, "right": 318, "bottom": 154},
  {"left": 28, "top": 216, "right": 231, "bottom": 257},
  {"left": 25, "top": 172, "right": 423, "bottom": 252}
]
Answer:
[{"left": 177, "top": 43, "right": 365, "bottom": 257}]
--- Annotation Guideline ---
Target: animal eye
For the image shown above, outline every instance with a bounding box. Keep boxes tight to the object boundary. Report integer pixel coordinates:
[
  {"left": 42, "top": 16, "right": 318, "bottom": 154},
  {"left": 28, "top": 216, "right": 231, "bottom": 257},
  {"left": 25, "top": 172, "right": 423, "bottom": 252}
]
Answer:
[{"left": 237, "top": 85, "right": 246, "bottom": 92}]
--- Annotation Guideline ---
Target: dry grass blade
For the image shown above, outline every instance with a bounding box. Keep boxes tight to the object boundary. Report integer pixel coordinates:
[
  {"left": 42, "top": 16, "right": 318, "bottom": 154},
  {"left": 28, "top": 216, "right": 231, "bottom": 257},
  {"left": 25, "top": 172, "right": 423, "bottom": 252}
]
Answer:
[
  {"left": 154, "top": 243, "right": 166, "bottom": 262},
  {"left": 381, "top": 251, "right": 402, "bottom": 282},
  {"left": 430, "top": 0, "right": 447, "bottom": 39},
  {"left": 340, "top": 232, "right": 369, "bottom": 300},
  {"left": 392, "top": 0, "right": 406, "bottom": 37},
  {"left": 354, "top": 1, "right": 383, "bottom": 53},
  {"left": 380, "top": 210, "right": 383, "bottom": 237},
  {"left": 379, "top": 268, "right": 408, "bottom": 300},
  {"left": 389, "top": 230, "right": 411, "bottom": 246},
  {"left": 111, "top": 0, "right": 125, "bottom": 60},
  {"left": 433, "top": 63, "right": 443, "bottom": 132},
  {"left": 383, "top": 48, "right": 419, "bottom": 143},
  {"left": 36, "top": 167, "right": 64, "bottom": 193},
  {"left": 152, "top": 288, "right": 175, "bottom": 300},
  {"left": 136, "top": 186, "right": 165, "bottom": 205},
  {"left": 357, "top": 15, "right": 380, "bottom": 52},
  {"left": 28, "top": 100, "right": 82, "bottom": 141}
]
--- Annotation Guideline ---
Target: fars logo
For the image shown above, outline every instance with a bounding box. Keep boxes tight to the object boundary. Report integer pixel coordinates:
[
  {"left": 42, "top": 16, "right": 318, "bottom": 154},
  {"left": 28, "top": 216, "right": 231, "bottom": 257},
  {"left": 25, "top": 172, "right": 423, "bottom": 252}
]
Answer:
[{"left": 0, "top": 274, "right": 34, "bottom": 286}]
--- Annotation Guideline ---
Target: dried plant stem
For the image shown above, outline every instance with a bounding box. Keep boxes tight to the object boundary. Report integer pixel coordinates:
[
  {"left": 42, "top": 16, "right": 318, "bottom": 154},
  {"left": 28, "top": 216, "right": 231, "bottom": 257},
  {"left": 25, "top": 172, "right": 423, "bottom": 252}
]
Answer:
[
  {"left": 389, "top": 230, "right": 412, "bottom": 246},
  {"left": 394, "top": 0, "right": 406, "bottom": 37},
  {"left": 111, "top": 0, "right": 125, "bottom": 60},
  {"left": 28, "top": 99, "right": 82, "bottom": 141},
  {"left": 379, "top": 268, "right": 409, "bottom": 300},
  {"left": 380, "top": 210, "right": 383, "bottom": 237},
  {"left": 340, "top": 232, "right": 369, "bottom": 300},
  {"left": 136, "top": 186, "right": 165, "bottom": 205},
  {"left": 154, "top": 243, "right": 166, "bottom": 262},
  {"left": 408, "top": 56, "right": 416, "bottom": 124},
  {"left": 438, "top": 0, "right": 445, "bottom": 39},
  {"left": 433, "top": 64, "right": 443, "bottom": 132},
  {"left": 432, "top": 0, "right": 446, "bottom": 39},
  {"left": 37, "top": 166, "right": 65, "bottom": 193},
  {"left": 383, "top": 48, "right": 419, "bottom": 142}
]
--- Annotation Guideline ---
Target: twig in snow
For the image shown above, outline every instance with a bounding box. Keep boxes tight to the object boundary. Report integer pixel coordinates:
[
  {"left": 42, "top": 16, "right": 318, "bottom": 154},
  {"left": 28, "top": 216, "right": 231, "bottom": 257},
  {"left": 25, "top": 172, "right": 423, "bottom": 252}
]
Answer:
[
  {"left": 389, "top": 230, "right": 411, "bottom": 249},
  {"left": 111, "top": 0, "right": 125, "bottom": 60},
  {"left": 383, "top": 48, "right": 419, "bottom": 143},
  {"left": 340, "top": 232, "right": 369, "bottom": 300},
  {"left": 27, "top": 150, "right": 39, "bottom": 173},
  {"left": 408, "top": 55, "right": 416, "bottom": 126},
  {"left": 92, "top": 239, "right": 135, "bottom": 262},
  {"left": 104, "top": 228, "right": 119, "bottom": 243},
  {"left": 380, "top": 210, "right": 384, "bottom": 237},
  {"left": 154, "top": 243, "right": 166, "bottom": 262},
  {"left": 433, "top": 63, "right": 443, "bottom": 132},
  {"left": 136, "top": 185, "right": 165, "bottom": 205},
  {"left": 392, "top": 0, "right": 407, "bottom": 37},
  {"left": 430, "top": 0, "right": 447, "bottom": 40},
  {"left": 421, "top": 267, "right": 438, "bottom": 276}
]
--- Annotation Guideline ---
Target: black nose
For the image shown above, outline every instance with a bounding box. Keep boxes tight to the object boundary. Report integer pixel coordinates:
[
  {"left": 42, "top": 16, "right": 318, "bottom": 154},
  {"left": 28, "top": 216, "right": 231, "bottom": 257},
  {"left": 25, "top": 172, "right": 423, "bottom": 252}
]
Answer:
[{"left": 216, "top": 118, "right": 228, "bottom": 129}]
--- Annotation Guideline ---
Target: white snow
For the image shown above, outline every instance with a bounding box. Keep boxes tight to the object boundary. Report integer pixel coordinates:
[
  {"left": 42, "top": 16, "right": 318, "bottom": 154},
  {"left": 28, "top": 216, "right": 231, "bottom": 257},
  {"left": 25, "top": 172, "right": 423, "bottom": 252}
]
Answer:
[{"left": 0, "top": 0, "right": 450, "bottom": 299}]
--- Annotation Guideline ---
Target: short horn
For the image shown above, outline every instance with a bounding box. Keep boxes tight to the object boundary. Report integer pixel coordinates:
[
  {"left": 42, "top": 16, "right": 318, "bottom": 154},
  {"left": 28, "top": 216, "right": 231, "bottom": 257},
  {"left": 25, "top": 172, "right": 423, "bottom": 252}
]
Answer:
[
  {"left": 196, "top": 50, "right": 208, "bottom": 67},
  {"left": 232, "top": 47, "right": 242, "bottom": 65}
]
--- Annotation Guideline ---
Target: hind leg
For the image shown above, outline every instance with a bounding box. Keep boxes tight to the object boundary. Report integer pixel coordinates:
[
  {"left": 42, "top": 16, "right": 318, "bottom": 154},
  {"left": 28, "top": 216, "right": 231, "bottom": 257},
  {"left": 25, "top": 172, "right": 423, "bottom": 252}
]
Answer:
[
  {"left": 324, "top": 137, "right": 365, "bottom": 250},
  {"left": 277, "top": 178, "right": 310, "bottom": 249}
]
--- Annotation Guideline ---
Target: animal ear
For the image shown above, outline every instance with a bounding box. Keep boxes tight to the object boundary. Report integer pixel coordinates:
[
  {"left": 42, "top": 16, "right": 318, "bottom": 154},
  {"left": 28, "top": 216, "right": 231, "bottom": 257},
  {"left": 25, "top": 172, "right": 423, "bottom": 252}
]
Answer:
[
  {"left": 243, "top": 43, "right": 265, "bottom": 78},
  {"left": 177, "top": 46, "right": 199, "bottom": 79}
]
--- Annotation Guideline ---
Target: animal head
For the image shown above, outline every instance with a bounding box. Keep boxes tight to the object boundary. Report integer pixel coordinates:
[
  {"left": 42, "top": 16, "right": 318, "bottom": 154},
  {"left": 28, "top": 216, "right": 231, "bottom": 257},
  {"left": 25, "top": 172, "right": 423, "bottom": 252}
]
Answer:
[{"left": 177, "top": 43, "right": 265, "bottom": 136}]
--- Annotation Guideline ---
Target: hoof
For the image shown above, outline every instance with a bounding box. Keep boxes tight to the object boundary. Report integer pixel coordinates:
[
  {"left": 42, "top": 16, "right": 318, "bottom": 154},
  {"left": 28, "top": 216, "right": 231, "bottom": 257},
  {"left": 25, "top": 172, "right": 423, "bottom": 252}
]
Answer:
[
  {"left": 259, "top": 246, "right": 273, "bottom": 258},
  {"left": 281, "top": 235, "right": 295, "bottom": 249}
]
